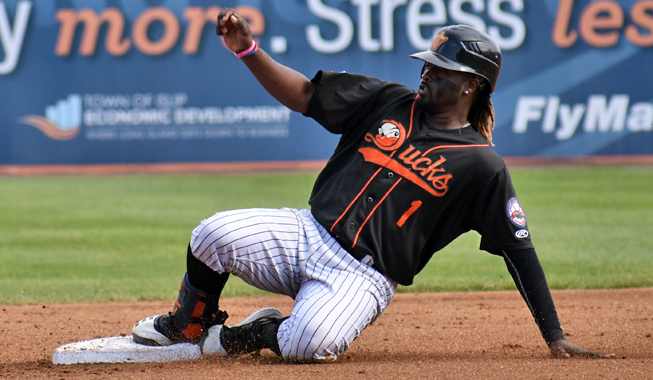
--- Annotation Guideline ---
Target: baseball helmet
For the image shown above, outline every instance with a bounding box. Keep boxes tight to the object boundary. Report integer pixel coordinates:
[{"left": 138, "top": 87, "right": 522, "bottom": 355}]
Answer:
[{"left": 410, "top": 25, "right": 501, "bottom": 93}]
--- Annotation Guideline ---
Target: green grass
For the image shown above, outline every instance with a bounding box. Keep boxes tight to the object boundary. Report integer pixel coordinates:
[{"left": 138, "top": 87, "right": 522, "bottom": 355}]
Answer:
[
  {"left": 404, "top": 166, "right": 653, "bottom": 292},
  {"left": 0, "top": 167, "right": 651, "bottom": 304}
]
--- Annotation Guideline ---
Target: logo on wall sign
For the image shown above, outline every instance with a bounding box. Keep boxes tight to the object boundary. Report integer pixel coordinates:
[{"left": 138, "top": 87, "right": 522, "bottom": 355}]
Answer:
[
  {"left": 507, "top": 197, "right": 527, "bottom": 227},
  {"left": 21, "top": 95, "right": 82, "bottom": 140},
  {"left": 364, "top": 120, "right": 406, "bottom": 151}
]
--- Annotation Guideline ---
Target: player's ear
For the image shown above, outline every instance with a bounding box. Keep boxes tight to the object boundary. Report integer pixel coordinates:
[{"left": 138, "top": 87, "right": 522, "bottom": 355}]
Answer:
[{"left": 463, "top": 75, "right": 481, "bottom": 95}]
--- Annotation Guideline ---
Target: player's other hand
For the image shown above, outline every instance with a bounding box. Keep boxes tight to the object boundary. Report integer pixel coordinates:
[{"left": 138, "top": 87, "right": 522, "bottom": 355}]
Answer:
[
  {"left": 216, "top": 8, "right": 252, "bottom": 53},
  {"left": 548, "top": 339, "right": 615, "bottom": 359}
]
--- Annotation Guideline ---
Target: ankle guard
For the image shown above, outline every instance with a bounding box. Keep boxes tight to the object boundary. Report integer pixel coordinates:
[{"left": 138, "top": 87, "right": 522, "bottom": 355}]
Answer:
[{"left": 172, "top": 273, "right": 228, "bottom": 340}]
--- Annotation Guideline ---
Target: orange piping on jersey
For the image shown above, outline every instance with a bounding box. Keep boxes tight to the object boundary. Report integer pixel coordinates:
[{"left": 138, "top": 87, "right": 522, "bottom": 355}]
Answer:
[
  {"left": 330, "top": 166, "right": 384, "bottom": 232},
  {"left": 352, "top": 178, "right": 403, "bottom": 248},
  {"left": 359, "top": 147, "right": 448, "bottom": 197},
  {"left": 331, "top": 96, "right": 417, "bottom": 233},
  {"left": 421, "top": 144, "right": 489, "bottom": 156},
  {"left": 406, "top": 95, "right": 418, "bottom": 138}
]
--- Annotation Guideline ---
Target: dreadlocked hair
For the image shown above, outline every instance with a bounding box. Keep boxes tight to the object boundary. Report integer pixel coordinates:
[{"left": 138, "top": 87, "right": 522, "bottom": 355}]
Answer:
[{"left": 468, "top": 79, "right": 495, "bottom": 146}]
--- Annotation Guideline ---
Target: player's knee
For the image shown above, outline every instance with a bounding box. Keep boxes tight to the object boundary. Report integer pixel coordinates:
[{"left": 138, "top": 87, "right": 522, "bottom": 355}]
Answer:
[
  {"left": 189, "top": 216, "right": 232, "bottom": 271},
  {"left": 302, "top": 340, "right": 341, "bottom": 362},
  {"left": 281, "top": 342, "right": 339, "bottom": 362},
  {"left": 279, "top": 320, "right": 345, "bottom": 362}
]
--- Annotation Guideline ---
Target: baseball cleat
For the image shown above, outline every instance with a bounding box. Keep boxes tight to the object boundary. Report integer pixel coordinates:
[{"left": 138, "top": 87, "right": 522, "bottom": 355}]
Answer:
[
  {"left": 132, "top": 314, "right": 174, "bottom": 346},
  {"left": 201, "top": 307, "right": 284, "bottom": 356},
  {"left": 132, "top": 311, "right": 206, "bottom": 346}
]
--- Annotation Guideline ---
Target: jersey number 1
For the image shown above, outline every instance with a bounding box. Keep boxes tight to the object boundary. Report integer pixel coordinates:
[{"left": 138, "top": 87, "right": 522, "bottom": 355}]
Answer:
[{"left": 396, "top": 201, "right": 422, "bottom": 227}]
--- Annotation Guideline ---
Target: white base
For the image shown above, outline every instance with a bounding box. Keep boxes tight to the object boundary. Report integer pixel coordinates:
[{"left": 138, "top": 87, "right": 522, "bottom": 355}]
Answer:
[{"left": 53, "top": 336, "right": 202, "bottom": 364}]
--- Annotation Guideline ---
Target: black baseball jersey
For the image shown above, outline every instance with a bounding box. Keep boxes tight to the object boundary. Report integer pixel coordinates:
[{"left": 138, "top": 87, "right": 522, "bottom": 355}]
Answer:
[{"left": 305, "top": 71, "right": 533, "bottom": 286}]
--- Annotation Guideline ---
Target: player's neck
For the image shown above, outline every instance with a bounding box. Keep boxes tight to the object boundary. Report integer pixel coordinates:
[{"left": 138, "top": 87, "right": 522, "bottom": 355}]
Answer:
[
  {"left": 416, "top": 95, "right": 473, "bottom": 130},
  {"left": 423, "top": 112, "right": 470, "bottom": 131}
]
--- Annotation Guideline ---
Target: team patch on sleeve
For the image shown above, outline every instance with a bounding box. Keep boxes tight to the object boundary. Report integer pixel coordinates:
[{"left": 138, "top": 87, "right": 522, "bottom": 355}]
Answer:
[{"left": 507, "top": 197, "right": 527, "bottom": 227}]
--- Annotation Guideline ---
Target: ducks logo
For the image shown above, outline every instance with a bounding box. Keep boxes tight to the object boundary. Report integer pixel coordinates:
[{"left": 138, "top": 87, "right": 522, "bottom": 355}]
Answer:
[{"left": 364, "top": 120, "right": 406, "bottom": 151}]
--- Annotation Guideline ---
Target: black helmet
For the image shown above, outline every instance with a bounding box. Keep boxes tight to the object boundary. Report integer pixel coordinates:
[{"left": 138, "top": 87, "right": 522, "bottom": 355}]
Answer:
[{"left": 410, "top": 25, "right": 501, "bottom": 93}]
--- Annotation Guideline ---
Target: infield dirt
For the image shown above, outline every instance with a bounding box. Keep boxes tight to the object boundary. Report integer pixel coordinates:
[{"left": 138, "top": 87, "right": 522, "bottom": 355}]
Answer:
[{"left": 1, "top": 288, "right": 651, "bottom": 380}]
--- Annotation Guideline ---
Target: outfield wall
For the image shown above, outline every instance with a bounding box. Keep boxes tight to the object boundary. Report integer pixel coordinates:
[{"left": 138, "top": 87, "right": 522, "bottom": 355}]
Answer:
[{"left": 1, "top": 0, "right": 651, "bottom": 166}]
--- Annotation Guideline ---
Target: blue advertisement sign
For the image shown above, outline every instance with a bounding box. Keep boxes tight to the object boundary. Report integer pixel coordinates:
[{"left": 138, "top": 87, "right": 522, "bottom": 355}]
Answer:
[{"left": 1, "top": 0, "right": 651, "bottom": 166}]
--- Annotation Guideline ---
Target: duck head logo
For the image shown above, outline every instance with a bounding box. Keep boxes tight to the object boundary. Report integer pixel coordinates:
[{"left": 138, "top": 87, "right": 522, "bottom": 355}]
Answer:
[
  {"left": 431, "top": 31, "right": 448, "bottom": 51},
  {"left": 365, "top": 120, "right": 406, "bottom": 151}
]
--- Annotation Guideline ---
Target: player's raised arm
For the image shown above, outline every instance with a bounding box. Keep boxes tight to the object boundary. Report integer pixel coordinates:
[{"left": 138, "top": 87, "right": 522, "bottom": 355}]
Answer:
[{"left": 216, "top": 8, "right": 314, "bottom": 114}]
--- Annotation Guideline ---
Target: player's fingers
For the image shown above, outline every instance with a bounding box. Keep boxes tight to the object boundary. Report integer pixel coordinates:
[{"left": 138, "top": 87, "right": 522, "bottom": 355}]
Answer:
[
  {"left": 570, "top": 346, "right": 615, "bottom": 358},
  {"left": 549, "top": 340, "right": 614, "bottom": 359},
  {"left": 233, "top": 15, "right": 251, "bottom": 37},
  {"left": 216, "top": 11, "right": 251, "bottom": 43},
  {"left": 218, "top": 9, "right": 234, "bottom": 25},
  {"left": 224, "top": 13, "right": 251, "bottom": 38},
  {"left": 549, "top": 343, "right": 570, "bottom": 359},
  {"left": 566, "top": 343, "right": 612, "bottom": 358},
  {"left": 216, "top": 9, "right": 235, "bottom": 35}
]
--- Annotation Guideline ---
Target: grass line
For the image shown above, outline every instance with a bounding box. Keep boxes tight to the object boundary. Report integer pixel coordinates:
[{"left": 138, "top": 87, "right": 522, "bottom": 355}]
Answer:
[{"left": 1, "top": 167, "right": 651, "bottom": 304}]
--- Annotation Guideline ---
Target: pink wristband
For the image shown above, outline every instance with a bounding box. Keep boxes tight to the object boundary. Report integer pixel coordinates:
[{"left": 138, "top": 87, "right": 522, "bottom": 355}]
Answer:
[{"left": 234, "top": 40, "right": 257, "bottom": 58}]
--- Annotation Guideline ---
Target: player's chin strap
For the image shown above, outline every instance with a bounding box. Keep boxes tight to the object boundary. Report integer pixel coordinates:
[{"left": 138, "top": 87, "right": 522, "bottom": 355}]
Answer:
[{"left": 172, "top": 273, "right": 228, "bottom": 341}]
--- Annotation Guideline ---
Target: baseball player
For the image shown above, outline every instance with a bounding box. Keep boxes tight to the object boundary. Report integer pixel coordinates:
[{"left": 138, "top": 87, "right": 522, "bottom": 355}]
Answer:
[{"left": 132, "top": 9, "right": 613, "bottom": 361}]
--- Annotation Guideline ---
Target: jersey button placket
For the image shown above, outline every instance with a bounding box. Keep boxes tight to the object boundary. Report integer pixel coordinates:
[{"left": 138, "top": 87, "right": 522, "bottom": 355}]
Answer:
[{"left": 367, "top": 197, "right": 373, "bottom": 203}]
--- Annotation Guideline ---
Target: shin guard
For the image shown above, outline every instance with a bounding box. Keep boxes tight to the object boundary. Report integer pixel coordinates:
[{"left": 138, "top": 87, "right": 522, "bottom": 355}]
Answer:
[{"left": 172, "top": 273, "right": 228, "bottom": 341}]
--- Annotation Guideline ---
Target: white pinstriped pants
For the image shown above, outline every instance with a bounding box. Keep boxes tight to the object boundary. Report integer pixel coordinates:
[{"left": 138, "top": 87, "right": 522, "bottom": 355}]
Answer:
[{"left": 189, "top": 208, "right": 397, "bottom": 361}]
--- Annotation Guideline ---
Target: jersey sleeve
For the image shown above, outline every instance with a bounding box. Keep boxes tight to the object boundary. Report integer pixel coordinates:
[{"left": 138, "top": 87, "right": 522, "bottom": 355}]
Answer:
[
  {"left": 469, "top": 166, "right": 534, "bottom": 252},
  {"left": 502, "top": 248, "right": 564, "bottom": 344},
  {"left": 303, "top": 70, "right": 412, "bottom": 134}
]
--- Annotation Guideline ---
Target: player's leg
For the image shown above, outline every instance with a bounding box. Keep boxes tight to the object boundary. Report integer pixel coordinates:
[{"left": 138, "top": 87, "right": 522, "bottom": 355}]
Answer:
[
  {"left": 279, "top": 274, "right": 392, "bottom": 361},
  {"left": 134, "top": 208, "right": 303, "bottom": 349},
  {"left": 190, "top": 207, "right": 306, "bottom": 355},
  {"left": 277, "top": 212, "right": 397, "bottom": 361},
  {"left": 132, "top": 246, "right": 230, "bottom": 346},
  {"left": 189, "top": 208, "right": 304, "bottom": 297},
  {"left": 202, "top": 283, "right": 390, "bottom": 361},
  {"left": 191, "top": 209, "right": 307, "bottom": 298},
  {"left": 199, "top": 208, "right": 396, "bottom": 361}
]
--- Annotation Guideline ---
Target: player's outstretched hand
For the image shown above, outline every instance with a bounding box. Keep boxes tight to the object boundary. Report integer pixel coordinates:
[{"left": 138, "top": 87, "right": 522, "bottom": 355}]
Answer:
[
  {"left": 548, "top": 339, "right": 615, "bottom": 359},
  {"left": 216, "top": 8, "right": 252, "bottom": 54}
]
